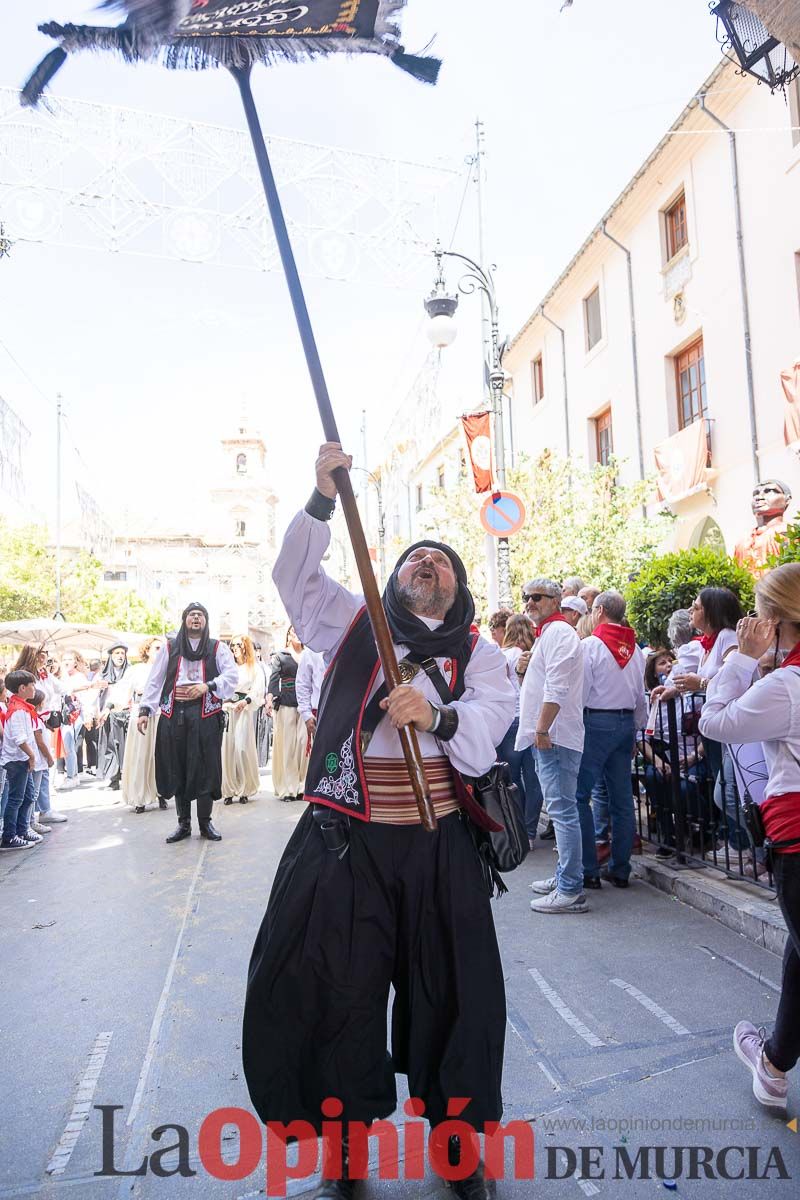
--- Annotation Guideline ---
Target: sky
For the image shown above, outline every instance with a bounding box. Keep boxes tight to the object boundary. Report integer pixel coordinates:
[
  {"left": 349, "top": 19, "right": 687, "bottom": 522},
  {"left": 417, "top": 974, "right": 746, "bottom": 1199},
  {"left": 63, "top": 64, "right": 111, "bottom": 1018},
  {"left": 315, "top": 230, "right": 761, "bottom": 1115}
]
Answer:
[{"left": 0, "top": 1, "right": 725, "bottom": 539}]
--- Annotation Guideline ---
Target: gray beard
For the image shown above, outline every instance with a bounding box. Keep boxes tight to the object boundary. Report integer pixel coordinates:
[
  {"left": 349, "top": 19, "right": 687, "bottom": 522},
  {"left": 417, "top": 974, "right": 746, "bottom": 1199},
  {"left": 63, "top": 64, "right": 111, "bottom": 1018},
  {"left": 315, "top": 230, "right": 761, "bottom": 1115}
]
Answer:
[{"left": 397, "top": 578, "right": 451, "bottom": 619}]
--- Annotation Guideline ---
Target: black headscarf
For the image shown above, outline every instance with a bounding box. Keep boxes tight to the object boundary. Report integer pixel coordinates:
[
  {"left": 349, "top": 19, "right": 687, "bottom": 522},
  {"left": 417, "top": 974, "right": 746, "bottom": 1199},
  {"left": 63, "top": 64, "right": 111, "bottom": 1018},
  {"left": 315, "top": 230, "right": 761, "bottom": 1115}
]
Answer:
[
  {"left": 101, "top": 643, "right": 129, "bottom": 684},
  {"left": 175, "top": 601, "right": 211, "bottom": 662},
  {"left": 383, "top": 540, "right": 475, "bottom": 658}
]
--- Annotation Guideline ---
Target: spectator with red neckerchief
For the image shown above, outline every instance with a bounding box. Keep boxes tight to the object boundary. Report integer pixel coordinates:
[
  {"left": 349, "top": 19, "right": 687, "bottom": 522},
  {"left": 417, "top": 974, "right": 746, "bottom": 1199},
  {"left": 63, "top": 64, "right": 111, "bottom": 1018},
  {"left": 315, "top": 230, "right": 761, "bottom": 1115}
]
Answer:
[
  {"left": 0, "top": 670, "right": 38, "bottom": 850},
  {"left": 700, "top": 563, "right": 800, "bottom": 1117}
]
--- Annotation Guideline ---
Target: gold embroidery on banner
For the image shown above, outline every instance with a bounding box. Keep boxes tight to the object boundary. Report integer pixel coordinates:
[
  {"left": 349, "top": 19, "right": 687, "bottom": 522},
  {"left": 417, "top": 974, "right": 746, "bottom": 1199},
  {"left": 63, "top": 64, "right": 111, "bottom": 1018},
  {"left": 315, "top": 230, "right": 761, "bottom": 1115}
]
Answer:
[{"left": 337, "top": 1, "right": 361, "bottom": 21}]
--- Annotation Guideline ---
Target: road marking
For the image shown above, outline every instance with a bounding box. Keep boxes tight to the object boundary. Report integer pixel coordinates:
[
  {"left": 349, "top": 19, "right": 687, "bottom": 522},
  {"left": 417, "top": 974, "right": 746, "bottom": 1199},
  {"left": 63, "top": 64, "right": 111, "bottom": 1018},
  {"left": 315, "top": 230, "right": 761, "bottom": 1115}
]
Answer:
[
  {"left": 507, "top": 998, "right": 568, "bottom": 1091},
  {"left": 609, "top": 978, "right": 691, "bottom": 1036},
  {"left": 695, "top": 944, "right": 780, "bottom": 993},
  {"left": 46, "top": 1031, "right": 113, "bottom": 1175},
  {"left": 127, "top": 842, "right": 208, "bottom": 1128},
  {"left": 528, "top": 968, "right": 605, "bottom": 1048},
  {"left": 537, "top": 1059, "right": 563, "bottom": 1091}
]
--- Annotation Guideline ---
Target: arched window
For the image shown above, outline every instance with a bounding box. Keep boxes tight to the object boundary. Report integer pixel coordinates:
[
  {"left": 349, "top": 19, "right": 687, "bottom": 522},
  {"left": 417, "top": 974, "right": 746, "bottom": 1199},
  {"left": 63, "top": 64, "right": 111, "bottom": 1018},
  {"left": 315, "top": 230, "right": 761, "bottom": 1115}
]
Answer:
[
  {"left": 236, "top": 453, "right": 247, "bottom": 475},
  {"left": 689, "top": 516, "right": 725, "bottom": 553}
]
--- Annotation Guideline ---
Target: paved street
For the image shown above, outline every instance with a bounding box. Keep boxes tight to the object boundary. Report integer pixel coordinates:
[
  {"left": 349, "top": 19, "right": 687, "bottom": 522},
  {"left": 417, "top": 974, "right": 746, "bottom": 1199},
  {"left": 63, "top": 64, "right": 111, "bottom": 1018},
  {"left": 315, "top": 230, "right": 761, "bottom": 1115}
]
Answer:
[{"left": 2, "top": 769, "right": 798, "bottom": 1199}]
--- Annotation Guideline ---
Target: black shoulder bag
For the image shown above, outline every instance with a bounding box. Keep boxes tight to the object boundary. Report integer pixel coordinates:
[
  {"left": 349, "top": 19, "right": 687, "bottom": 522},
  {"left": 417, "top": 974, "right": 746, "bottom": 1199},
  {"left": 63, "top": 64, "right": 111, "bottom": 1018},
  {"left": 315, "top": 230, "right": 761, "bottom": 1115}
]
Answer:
[{"left": 415, "top": 657, "right": 529, "bottom": 894}]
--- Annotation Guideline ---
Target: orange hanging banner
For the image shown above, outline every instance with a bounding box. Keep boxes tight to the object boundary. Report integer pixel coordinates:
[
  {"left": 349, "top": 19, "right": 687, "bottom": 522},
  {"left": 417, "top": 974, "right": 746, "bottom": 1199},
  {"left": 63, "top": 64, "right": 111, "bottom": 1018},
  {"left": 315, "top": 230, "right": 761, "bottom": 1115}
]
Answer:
[
  {"left": 460, "top": 411, "right": 493, "bottom": 494},
  {"left": 782, "top": 360, "right": 800, "bottom": 449}
]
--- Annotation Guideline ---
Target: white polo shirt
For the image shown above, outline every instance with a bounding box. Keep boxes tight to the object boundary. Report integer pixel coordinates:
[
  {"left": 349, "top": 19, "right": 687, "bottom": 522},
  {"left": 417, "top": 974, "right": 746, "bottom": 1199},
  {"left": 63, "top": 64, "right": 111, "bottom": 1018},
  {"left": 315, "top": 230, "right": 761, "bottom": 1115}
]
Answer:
[{"left": 582, "top": 634, "right": 648, "bottom": 728}]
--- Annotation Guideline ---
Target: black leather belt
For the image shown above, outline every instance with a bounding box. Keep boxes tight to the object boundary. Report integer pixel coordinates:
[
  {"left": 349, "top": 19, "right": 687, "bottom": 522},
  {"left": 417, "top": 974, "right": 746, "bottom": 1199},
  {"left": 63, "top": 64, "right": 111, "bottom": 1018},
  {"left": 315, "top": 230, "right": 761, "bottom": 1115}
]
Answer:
[{"left": 584, "top": 707, "right": 633, "bottom": 715}]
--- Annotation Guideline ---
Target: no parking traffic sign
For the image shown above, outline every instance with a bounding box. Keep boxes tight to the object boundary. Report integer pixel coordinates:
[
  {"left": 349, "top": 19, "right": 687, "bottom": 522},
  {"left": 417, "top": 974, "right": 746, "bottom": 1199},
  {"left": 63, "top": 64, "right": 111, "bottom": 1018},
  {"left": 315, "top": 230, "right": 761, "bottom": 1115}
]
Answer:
[{"left": 479, "top": 491, "right": 526, "bottom": 538}]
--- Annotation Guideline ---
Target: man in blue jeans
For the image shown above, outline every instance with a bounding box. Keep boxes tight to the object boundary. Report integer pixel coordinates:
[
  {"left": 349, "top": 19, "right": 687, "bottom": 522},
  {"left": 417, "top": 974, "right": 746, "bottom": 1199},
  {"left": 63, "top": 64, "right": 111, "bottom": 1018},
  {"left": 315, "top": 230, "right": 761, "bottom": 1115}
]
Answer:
[
  {"left": 1, "top": 670, "right": 39, "bottom": 850},
  {"left": 577, "top": 591, "right": 648, "bottom": 888},
  {"left": 516, "top": 579, "right": 588, "bottom": 913}
]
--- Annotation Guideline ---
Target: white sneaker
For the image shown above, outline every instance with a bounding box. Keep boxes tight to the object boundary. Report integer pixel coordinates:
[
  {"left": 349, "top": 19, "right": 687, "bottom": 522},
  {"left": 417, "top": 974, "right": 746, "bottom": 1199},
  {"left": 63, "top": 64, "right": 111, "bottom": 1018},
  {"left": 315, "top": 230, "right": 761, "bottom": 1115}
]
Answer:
[
  {"left": 42, "top": 810, "right": 67, "bottom": 823},
  {"left": 58, "top": 778, "right": 78, "bottom": 791},
  {"left": 530, "top": 876, "right": 557, "bottom": 894},
  {"left": 31, "top": 821, "right": 51, "bottom": 834},
  {"left": 530, "top": 889, "right": 588, "bottom": 914}
]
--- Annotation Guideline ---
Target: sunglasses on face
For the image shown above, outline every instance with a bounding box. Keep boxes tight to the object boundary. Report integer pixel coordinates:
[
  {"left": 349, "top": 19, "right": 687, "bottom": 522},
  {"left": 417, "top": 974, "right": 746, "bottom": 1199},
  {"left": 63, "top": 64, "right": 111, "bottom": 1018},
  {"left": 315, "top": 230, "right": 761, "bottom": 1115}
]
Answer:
[{"left": 522, "top": 592, "right": 554, "bottom": 604}]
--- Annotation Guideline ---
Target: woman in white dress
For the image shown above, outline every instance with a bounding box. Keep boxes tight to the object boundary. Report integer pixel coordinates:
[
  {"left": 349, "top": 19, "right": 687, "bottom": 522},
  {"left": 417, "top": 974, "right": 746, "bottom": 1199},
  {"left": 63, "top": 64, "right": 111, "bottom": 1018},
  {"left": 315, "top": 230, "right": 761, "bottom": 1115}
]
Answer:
[
  {"left": 222, "top": 635, "right": 265, "bottom": 805},
  {"left": 122, "top": 637, "right": 166, "bottom": 814}
]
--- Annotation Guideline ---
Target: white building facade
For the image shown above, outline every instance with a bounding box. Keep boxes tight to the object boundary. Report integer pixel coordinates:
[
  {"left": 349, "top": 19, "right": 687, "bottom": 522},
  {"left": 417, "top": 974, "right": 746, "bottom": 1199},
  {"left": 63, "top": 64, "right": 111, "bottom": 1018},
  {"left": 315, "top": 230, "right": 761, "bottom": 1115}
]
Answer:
[
  {"left": 100, "top": 420, "right": 281, "bottom": 645},
  {"left": 503, "top": 60, "right": 800, "bottom": 553}
]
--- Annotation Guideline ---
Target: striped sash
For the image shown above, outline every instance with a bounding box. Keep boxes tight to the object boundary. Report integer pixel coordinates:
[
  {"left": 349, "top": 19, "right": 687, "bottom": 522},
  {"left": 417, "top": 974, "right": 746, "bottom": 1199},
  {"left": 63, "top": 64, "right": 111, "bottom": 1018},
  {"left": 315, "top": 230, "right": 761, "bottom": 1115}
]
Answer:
[{"left": 364, "top": 756, "right": 460, "bottom": 826}]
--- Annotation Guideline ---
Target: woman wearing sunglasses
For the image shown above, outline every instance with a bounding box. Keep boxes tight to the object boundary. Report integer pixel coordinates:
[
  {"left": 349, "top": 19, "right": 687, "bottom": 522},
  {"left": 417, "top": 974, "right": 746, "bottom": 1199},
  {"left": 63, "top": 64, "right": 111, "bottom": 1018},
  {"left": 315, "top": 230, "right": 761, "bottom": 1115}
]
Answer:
[{"left": 699, "top": 563, "right": 800, "bottom": 1116}]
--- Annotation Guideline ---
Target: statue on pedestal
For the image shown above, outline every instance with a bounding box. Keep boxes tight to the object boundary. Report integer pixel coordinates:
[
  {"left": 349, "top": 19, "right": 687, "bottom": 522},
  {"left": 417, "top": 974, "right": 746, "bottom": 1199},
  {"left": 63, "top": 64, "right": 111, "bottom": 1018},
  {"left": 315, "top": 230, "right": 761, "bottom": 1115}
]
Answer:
[{"left": 734, "top": 480, "right": 793, "bottom": 575}]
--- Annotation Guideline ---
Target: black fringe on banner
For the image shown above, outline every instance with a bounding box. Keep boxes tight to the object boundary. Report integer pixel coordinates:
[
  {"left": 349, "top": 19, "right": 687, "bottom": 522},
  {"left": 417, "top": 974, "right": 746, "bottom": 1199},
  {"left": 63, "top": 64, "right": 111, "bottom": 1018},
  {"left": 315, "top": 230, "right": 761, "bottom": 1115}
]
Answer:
[
  {"left": 21, "top": 1, "right": 440, "bottom": 107},
  {"left": 20, "top": 47, "right": 68, "bottom": 108}
]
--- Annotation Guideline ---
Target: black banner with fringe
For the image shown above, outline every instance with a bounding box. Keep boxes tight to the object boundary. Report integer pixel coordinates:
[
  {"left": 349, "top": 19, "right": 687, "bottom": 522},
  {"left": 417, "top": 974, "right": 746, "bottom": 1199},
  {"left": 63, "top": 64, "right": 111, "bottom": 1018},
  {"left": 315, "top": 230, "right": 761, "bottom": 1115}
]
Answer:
[
  {"left": 22, "top": 0, "right": 439, "bottom": 106},
  {"left": 177, "top": 0, "right": 380, "bottom": 41}
]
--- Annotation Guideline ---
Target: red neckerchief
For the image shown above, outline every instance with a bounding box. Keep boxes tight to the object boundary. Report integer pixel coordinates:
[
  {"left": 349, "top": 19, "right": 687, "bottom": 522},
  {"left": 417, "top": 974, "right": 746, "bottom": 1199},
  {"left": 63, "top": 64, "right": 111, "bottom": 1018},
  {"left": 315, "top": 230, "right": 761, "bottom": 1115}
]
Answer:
[
  {"left": 698, "top": 631, "right": 718, "bottom": 653},
  {"left": 38, "top": 669, "right": 48, "bottom": 680},
  {"left": 534, "top": 613, "right": 569, "bottom": 639},
  {"left": 593, "top": 622, "right": 636, "bottom": 668},
  {"left": 779, "top": 641, "right": 800, "bottom": 671},
  {"left": 5, "top": 693, "right": 40, "bottom": 727}
]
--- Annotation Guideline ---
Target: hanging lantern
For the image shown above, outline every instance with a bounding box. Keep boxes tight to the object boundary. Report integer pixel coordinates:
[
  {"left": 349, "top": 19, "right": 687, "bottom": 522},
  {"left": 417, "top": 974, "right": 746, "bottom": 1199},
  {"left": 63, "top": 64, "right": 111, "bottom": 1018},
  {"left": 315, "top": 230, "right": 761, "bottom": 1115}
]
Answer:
[{"left": 712, "top": 1, "right": 800, "bottom": 91}]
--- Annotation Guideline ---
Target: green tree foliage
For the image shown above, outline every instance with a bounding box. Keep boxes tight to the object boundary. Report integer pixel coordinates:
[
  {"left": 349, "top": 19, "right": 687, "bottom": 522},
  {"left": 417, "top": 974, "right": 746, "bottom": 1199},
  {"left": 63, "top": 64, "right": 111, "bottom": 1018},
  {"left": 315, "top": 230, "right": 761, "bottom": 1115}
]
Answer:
[
  {"left": 625, "top": 547, "right": 755, "bottom": 647},
  {"left": 415, "top": 451, "right": 674, "bottom": 617},
  {"left": 0, "top": 519, "right": 168, "bottom": 633},
  {"left": 768, "top": 518, "right": 800, "bottom": 566}
]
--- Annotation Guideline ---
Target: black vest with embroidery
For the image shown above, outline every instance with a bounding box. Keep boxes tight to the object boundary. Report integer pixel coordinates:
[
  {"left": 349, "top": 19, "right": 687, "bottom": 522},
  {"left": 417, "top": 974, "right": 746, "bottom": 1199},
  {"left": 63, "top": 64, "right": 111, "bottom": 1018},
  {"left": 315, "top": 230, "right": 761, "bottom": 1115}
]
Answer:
[
  {"left": 304, "top": 608, "right": 472, "bottom": 822},
  {"left": 159, "top": 638, "right": 223, "bottom": 720}
]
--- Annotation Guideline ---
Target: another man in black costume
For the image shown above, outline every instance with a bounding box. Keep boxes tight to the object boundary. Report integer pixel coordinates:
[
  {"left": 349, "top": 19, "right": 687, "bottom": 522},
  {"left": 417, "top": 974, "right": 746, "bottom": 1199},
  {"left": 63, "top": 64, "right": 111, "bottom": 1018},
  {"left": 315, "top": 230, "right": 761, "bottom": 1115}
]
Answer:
[
  {"left": 138, "top": 603, "right": 237, "bottom": 844},
  {"left": 243, "top": 445, "right": 516, "bottom": 1200}
]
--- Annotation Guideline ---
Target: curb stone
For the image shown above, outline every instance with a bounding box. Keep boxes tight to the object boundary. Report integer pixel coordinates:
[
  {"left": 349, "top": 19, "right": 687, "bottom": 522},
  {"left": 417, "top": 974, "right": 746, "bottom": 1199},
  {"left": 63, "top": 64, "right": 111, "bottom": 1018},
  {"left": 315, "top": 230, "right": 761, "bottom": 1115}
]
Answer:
[{"left": 632, "top": 852, "right": 787, "bottom": 957}]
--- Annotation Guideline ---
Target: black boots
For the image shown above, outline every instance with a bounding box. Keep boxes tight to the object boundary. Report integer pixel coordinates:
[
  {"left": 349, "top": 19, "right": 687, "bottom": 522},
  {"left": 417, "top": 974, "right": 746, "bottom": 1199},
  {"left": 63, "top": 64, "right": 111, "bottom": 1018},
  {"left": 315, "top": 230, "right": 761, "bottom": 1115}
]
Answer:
[
  {"left": 447, "top": 1136, "right": 496, "bottom": 1200},
  {"left": 313, "top": 1141, "right": 358, "bottom": 1199},
  {"left": 166, "top": 822, "right": 191, "bottom": 844},
  {"left": 199, "top": 819, "right": 222, "bottom": 841}
]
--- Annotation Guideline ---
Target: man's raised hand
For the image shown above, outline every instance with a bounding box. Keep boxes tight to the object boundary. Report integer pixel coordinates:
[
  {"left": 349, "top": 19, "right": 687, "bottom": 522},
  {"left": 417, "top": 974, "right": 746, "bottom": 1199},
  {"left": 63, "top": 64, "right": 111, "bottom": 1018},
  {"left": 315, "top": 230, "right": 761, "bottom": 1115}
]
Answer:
[{"left": 315, "top": 442, "right": 353, "bottom": 500}]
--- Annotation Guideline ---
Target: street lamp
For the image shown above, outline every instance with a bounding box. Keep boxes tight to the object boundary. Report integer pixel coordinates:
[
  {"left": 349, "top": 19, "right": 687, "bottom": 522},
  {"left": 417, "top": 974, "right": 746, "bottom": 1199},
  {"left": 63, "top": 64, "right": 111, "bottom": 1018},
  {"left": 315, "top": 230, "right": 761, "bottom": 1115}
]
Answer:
[
  {"left": 351, "top": 466, "right": 387, "bottom": 588},
  {"left": 711, "top": 1, "right": 799, "bottom": 91},
  {"left": 423, "top": 240, "right": 512, "bottom": 609},
  {"left": 424, "top": 259, "right": 460, "bottom": 349}
]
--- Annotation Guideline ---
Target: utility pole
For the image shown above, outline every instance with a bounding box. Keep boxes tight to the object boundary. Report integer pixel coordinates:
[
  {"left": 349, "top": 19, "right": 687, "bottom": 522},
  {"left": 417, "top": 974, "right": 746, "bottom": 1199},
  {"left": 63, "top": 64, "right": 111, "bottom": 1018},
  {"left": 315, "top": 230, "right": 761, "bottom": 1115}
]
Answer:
[
  {"left": 360, "top": 408, "right": 370, "bottom": 536},
  {"left": 55, "top": 393, "right": 63, "bottom": 614},
  {"left": 474, "top": 119, "right": 511, "bottom": 610}
]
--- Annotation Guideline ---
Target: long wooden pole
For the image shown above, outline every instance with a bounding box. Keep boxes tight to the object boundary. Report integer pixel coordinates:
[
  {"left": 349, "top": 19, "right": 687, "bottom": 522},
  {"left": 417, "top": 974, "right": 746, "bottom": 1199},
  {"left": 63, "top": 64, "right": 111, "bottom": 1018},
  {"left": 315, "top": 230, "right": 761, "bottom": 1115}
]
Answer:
[{"left": 233, "top": 65, "right": 436, "bottom": 832}]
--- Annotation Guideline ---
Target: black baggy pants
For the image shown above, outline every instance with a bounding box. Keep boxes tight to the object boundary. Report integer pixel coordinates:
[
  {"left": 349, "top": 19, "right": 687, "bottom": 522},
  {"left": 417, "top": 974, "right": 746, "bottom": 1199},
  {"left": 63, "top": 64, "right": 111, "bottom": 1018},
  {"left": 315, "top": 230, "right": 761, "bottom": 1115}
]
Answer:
[
  {"left": 156, "top": 700, "right": 222, "bottom": 824},
  {"left": 242, "top": 807, "right": 506, "bottom": 1133}
]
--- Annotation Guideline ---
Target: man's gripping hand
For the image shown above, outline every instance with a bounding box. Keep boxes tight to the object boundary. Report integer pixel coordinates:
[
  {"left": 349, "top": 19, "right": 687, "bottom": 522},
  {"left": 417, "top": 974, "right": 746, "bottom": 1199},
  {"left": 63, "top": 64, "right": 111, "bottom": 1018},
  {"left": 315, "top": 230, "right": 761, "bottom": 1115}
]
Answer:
[
  {"left": 380, "top": 685, "right": 436, "bottom": 733},
  {"left": 315, "top": 443, "right": 353, "bottom": 499}
]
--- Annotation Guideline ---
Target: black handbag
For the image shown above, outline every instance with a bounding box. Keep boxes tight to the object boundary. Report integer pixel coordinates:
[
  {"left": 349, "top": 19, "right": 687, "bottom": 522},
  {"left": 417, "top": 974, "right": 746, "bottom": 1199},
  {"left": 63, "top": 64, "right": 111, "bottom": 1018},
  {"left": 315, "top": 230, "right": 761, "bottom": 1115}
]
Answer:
[
  {"left": 470, "top": 761, "right": 529, "bottom": 872},
  {"left": 416, "top": 657, "right": 529, "bottom": 892}
]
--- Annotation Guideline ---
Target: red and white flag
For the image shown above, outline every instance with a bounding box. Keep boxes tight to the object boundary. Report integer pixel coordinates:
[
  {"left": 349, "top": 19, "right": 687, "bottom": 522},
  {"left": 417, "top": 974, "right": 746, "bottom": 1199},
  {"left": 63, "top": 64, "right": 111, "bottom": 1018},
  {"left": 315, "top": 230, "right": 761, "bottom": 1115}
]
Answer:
[{"left": 460, "top": 411, "right": 493, "bottom": 494}]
